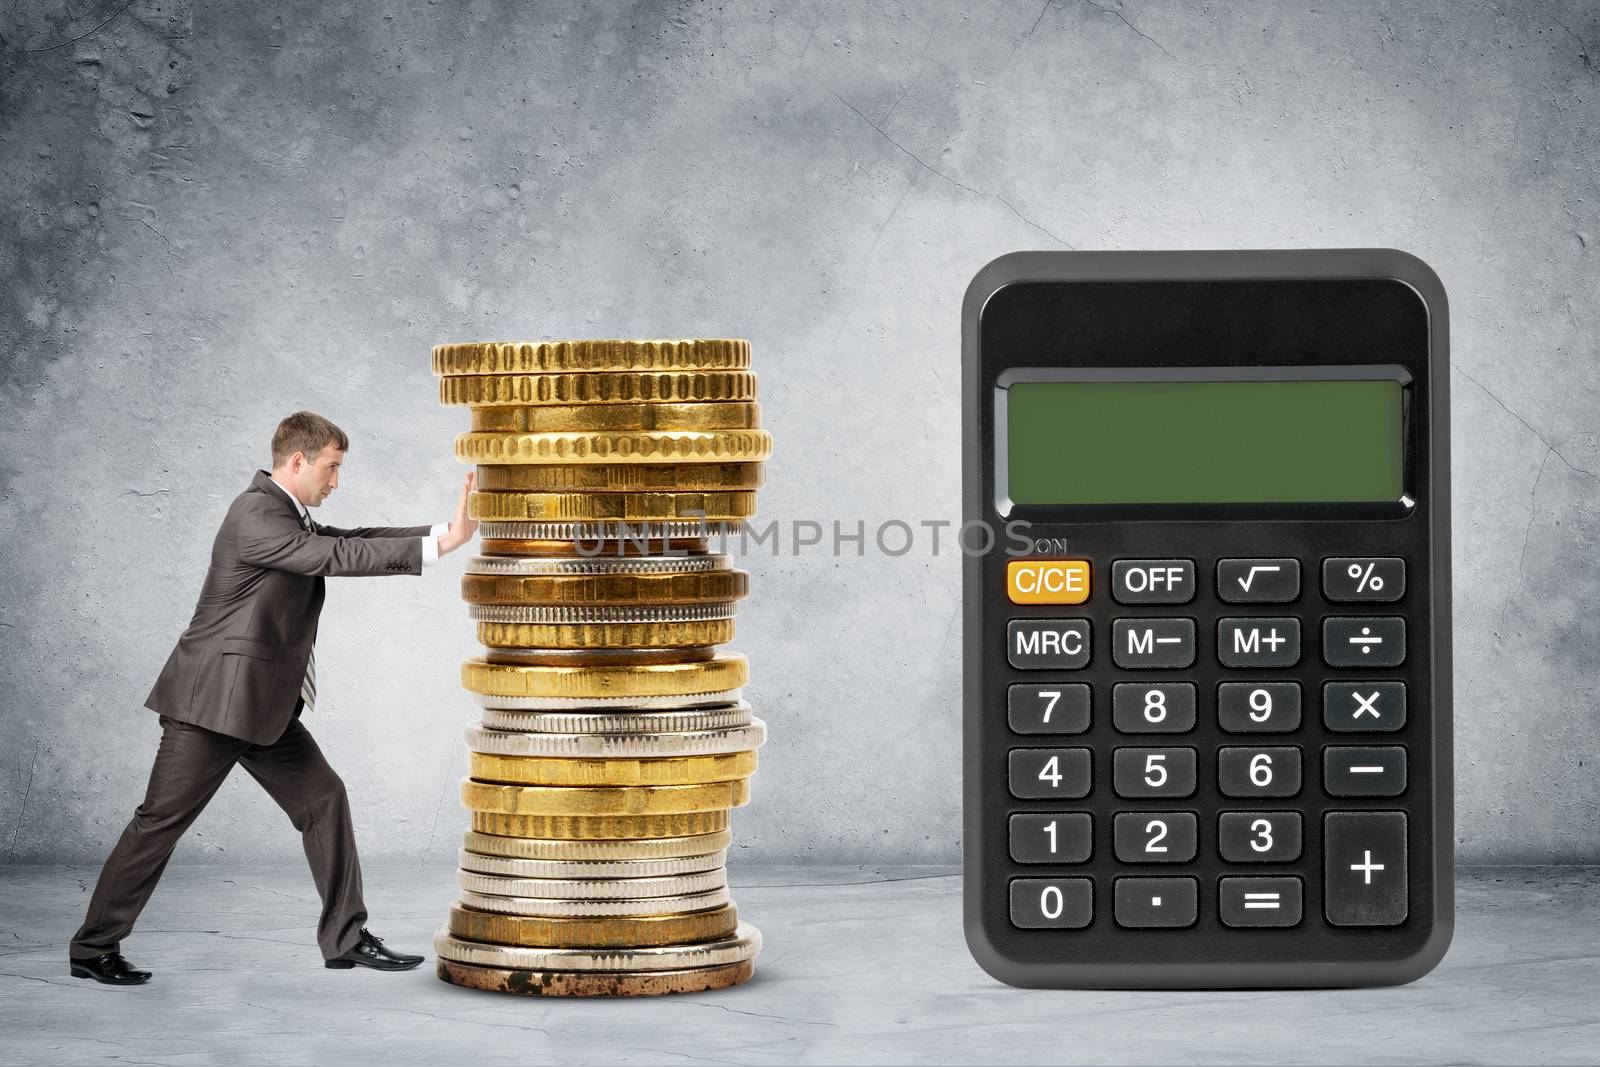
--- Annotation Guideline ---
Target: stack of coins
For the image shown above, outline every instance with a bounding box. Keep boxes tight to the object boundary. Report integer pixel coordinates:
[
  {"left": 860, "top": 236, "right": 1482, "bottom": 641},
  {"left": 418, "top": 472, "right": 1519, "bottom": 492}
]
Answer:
[{"left": 430, "top": 339, "right": 772, "bottom": 997}]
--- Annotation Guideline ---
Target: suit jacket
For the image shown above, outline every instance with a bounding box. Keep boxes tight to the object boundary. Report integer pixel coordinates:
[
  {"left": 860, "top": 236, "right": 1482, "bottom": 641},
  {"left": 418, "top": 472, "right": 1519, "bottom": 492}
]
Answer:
[{"left": 144, "top": 469, "right": 433, "bottom": 744}]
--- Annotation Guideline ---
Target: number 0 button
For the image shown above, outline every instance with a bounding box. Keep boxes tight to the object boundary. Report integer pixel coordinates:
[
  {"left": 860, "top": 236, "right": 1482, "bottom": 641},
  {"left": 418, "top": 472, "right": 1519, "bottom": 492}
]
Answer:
[{"left": 1010, "top": 878, "right": 1093, "bottom": 929}]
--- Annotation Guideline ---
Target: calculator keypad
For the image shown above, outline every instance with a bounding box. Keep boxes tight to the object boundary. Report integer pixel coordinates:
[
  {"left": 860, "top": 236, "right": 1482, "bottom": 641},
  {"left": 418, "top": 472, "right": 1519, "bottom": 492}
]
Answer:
[{"left": 1002, "top": 554, "right": 1416, "bottom": 937}]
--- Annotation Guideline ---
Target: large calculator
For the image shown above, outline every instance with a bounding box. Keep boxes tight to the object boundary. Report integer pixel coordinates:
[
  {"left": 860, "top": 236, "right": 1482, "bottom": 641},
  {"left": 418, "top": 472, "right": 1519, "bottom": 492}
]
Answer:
[{"left": 961, "top": 250, "right": 1452, "bottom": 988}]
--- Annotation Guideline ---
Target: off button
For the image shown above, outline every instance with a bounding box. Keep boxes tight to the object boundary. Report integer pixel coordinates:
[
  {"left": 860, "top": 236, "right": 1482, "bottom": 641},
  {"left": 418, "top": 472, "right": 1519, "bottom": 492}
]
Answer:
[{"left": 1007, "top": 560, "right": 1091, "bottom": 604}]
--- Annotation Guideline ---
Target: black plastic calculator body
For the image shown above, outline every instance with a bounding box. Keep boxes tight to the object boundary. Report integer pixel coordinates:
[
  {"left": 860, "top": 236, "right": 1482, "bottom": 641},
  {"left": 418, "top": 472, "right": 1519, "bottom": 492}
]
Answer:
[{"left": 961, "top": 250, "right": 1452, "bottom": 988}]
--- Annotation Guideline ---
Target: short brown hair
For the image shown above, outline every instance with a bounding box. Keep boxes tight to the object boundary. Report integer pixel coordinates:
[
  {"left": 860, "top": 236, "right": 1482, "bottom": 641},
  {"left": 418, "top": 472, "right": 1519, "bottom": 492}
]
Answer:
[{"left": 271, "top": 411, "right": 349, "bottom": 468}]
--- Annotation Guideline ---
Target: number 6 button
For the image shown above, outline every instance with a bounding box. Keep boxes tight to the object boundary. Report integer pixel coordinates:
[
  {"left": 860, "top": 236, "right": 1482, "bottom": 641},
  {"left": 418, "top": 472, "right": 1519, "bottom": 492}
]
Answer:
[{"left": 1218, "top": 747, "right": 1302, "bottom": 798}]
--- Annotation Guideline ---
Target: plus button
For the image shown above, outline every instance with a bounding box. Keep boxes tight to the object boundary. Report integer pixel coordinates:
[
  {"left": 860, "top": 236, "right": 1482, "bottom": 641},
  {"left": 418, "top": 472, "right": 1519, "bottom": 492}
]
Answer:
[{"left": 1350, "top": 850, "right": 1386, "bottom": 884}]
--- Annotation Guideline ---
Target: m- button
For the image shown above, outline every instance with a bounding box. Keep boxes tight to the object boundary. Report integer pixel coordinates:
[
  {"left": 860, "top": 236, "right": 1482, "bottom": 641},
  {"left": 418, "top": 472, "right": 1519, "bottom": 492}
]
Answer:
[{"left": 1007, "top": 560, "right": 1091, "bottom": 604}]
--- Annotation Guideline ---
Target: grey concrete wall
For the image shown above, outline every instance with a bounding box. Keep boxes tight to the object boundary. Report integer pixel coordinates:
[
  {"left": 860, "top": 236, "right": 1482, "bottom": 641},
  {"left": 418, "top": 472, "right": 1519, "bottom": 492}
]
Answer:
[{"left": 2, "top": 0, "right": 1596, "bottom": 866}]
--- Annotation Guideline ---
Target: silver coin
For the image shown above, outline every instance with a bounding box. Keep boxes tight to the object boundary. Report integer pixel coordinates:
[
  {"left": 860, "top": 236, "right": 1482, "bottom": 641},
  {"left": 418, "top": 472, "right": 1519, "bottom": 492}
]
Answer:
[
  {"left": 458, "top": 849, "right": 728, "bottom": 880},
  {"left": 482, "top": 647, "right": 716, "bottom": 666},
  {"left": 456, "top": 886, "right": 730, "bottom": 917},
  {"left": 469, "top": 688, "right": 744, "bottom": 711},
  {"left": 461, "top": 829, "right": 732, "bottom": 862},
  {"left": 464, "top": 720, "right": 766, "bottom": 758},
  {"left": 432, "top": 922, "right": 761, "bottom": 972},
  {"left": 457, "top": 868, "right": 727, "bottom": 900},
  {"left": 481, "top": 521, "right": 741, "bottom": 541},
  {"left": 478, "top": 702, "right": 753, "bottom": 734},
  {"left": 465, "top": 554, "right": 732, "bottom": 576},
  {"left": 469, "top": 601, "right": 740, "bottom": 624}
]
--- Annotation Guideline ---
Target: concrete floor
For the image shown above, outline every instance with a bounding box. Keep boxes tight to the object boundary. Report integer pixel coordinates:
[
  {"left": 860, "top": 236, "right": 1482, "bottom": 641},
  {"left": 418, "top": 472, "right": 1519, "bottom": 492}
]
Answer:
[{"left": 0, "top": 865, "right": 1594, "bottom": 1065}]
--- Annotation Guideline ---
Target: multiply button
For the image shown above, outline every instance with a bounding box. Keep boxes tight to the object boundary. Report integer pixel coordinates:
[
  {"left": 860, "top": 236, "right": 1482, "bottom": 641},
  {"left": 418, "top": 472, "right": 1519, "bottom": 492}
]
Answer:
[
  {"left": 1323, "top": 557, "right": 1405, "bottom": 602},
  {"left": 1219, "top": 877, "right": 1303, "bottom": 928},
  {"left": 1217, "top": 559, "right": 1301, "bottom": 603},
  {"left": 1007, "top": 619, "right": 1091, "bottom": 669},
  {"left": 1112, "top": 618, "right": 1195, "bottom": 669},
  {"left": 1324, "top": 681, "right": 1407, "bottom": 732},
  {"left": 1323, "top": 617, "right": 1406, "bottom": 668},
  {"left": 1324, "top": 811, "right": 1408, "bottom": 926},
  {"left": 1217, "top": 618, "right": 1301, "bottom": 668},
  {"left": 1324, "top": 746, "right": 1407, "bottom": 797},
  {"left": 1007, "top": 560, "right": 1090, "bottom": 604},
  {"left": 1112, "top": 559, "right": 1195, "bottom": 604},
  {"left": 1114, "top": 878, "right": 1198, "bottom": 929}
]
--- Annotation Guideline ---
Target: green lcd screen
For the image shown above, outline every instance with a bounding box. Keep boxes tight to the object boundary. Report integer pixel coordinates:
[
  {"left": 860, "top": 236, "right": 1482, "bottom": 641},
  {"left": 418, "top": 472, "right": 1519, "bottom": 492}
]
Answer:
[{"left": 1004, "top": 378, "right": 1404, "bottom": 505}]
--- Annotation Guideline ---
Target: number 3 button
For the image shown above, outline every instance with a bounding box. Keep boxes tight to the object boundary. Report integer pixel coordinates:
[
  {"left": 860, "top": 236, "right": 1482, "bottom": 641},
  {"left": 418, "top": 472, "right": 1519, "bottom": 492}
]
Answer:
[{"left": 1218, "top": 812, "right": 1303, "bottom": 863}]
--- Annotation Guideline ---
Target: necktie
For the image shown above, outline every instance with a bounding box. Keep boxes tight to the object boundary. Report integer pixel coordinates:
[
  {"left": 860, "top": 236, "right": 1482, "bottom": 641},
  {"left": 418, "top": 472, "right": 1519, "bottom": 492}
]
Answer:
[{"left": 299, "top": 509, "right": 317, "bottom": 713}]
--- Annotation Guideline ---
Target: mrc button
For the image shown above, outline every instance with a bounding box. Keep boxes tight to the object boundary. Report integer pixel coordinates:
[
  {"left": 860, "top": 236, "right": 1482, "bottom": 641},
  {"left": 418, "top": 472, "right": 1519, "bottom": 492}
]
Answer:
[
  {"left": 1007, "top": 560, "right": 1090, "bottom": 604},
  {"left": 1007, "top": 619, "right": 1091, "bottom": 669},
  {"left": 1112, "top": 559, "right": 1195, "bottom": 604}
]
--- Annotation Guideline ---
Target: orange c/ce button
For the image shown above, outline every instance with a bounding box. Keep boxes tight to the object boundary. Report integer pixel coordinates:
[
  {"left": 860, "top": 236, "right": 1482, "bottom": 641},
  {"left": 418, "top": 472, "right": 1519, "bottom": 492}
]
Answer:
[{"left": 1007, "top": 560, "right": 1091, "bottom": 604}]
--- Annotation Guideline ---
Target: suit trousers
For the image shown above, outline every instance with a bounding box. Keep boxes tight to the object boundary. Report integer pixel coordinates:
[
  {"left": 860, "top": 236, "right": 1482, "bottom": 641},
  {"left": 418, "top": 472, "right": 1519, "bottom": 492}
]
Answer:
[{"left": 69, "top": 700, "right": 368, "bottom": 961}]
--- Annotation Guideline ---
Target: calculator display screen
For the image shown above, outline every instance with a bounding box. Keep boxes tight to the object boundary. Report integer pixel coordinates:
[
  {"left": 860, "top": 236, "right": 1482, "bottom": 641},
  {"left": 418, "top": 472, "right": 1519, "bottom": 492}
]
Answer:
[{"left": 1005, "top": 379, "right": 1403, "bottom": 505}]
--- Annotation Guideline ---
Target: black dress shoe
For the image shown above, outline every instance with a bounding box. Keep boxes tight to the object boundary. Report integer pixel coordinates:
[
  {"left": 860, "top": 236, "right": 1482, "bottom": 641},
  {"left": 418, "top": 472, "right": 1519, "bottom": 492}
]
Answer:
[
  {"left": 70, "top": 953, "right": 153, "bottom": 985},
  {"left": 324, "top": 927, "right": 424, "bottom": 971}
]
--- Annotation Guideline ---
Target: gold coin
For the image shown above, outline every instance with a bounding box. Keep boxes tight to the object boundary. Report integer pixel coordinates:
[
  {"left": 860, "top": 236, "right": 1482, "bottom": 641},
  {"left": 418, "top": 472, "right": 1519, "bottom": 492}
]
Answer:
[
  {"left": 461, "top": 828, "right": 733, "bottom": 861},
  {"left": 460, "top": 568, "right": 748, "bottom": 606},
  {"left": 481, "top": 647, "right": 717, "bottom": 666},
  {"left": 470, "top": 490, "right": 758, "bottom": 523},
  {"left": 460, "top": 778, "right": 750, "bottom": 816},
  {"left": 435, "top": 957, "right": 754, "bottom": 997},
  {"left": 445, "top": 901, "right": 739, "bottom": 949},
  {"left": 454, "top": 429, "right": 774, "bottom": 465},
  {"left": 432, "top": 339, "right": 750, "bottom": 375},
  {"left": 479, "top": 537, "right": 713, "bottom": 557},
  {"left": 476, "top": 620, "right": 734, "bottom": 649},
  {"left": 459, "top": 652, "right": 748, "bottom": 699},
  {"left": 469, "top": 810, "right": 730, "bottom": 840},
  {"left": 471, "top": 402, "right": 759, "bottom": 433},
  {"left": 439, "top": 371, "right": 755, "bottom": 408},
  {"left": 475, "top": 463, "right": 763, "bottom": 492},
  {"left": 468, "top": 751, "right": 757, "bottom": 787}
]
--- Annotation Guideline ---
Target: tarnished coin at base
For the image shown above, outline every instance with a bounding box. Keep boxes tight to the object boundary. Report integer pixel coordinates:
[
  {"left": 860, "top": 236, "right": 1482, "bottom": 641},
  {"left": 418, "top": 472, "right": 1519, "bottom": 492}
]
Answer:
[
  {"left": 457, "top": 847, "right": 728, "bottom": 879},
  {"left": 470, "top": 809, "right": 730, "bottom": 840},
  {"left": 446, "top": 900, "right": 740, "bottom": 948},
  {"left": 464, "top": 721, "right": 767, "bottom": 759},
  {"left": 476, "top": 703, "right": 753, "bottom": 735},
  {"left": 461, "top": 828, "right": 732, "bottom": 861},
  {"left": 433, "top": 922, "right": 760, "bottom": 972},
  {"left": 436, "top": 957, "right": 754, "bottom": 997},
  {"left": 468, "top": 750, "right": 756, "bottom": 787},
  {"left": 457, "top": 867, "right": 727, "bottom": 900},
  {"left": 455, "top": 886, "right": 729, "bottom": 917},
  {"left": 476, "top": 619, "right": 735, "bottom": 649}
]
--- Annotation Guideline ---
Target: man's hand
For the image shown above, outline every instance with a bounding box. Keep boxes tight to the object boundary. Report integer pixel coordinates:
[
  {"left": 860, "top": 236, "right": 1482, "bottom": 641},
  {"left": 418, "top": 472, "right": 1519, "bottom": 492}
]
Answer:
[{"left": 437, "top": 471, "right": 479, "bottom": 556}]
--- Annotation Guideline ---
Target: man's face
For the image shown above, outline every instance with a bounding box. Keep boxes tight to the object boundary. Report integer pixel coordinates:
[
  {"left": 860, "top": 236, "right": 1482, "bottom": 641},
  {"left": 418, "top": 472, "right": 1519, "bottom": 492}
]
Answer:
[{"left": 291, "top": 443, "right": 343, "bottom": 507}]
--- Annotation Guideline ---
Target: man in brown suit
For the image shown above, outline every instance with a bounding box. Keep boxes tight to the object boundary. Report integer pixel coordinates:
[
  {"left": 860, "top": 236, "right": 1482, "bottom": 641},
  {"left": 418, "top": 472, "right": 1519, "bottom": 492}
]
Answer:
[{"left": 69, "top": 411, "right": 478, "bottom": 984}]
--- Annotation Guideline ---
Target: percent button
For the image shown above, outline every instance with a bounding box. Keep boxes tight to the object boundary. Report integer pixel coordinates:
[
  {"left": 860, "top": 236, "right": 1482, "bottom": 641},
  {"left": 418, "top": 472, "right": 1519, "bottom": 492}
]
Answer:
[{"left": 1323, "top": 557, "right": 1405, "bottom": 602}]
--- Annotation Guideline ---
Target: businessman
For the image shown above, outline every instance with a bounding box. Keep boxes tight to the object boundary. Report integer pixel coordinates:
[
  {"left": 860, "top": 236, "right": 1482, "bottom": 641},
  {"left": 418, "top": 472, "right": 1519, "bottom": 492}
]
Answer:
[{"left": 69, "top": 410, "right": 478, "bottom": 984}]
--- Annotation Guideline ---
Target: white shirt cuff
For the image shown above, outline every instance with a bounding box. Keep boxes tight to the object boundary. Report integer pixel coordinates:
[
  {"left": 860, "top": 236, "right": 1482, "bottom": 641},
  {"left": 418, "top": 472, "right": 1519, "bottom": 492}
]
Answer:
[{"left": 421, "top": 522, "right": 450, "bottom": 567}]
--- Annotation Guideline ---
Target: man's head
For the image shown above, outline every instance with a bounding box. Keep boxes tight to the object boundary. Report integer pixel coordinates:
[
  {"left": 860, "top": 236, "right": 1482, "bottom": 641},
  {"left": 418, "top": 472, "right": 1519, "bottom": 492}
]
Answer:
[{"left": 270, "top": 411, "right": 349, "bottom": 508}]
